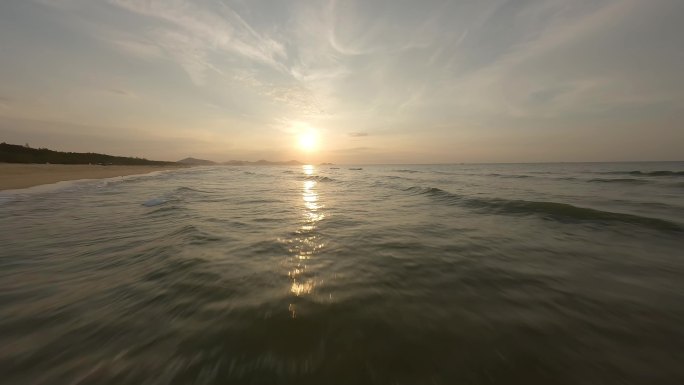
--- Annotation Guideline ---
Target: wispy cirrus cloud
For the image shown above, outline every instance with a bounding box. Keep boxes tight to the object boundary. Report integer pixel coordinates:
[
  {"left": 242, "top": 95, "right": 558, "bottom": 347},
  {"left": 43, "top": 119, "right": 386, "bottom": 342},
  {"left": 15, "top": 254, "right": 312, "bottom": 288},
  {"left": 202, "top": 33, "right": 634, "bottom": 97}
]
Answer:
[
  {"left": 2, "top": 0, "right": 683, "bottom": 162},
  {"left": 433, "top": 0, "right": 680, "bottom": 119},
  {"left": 0, "top": 96, "right": 10, "bottom": 113},
  {"left": 108, "top": 0, "right": 288, "bottom": 82},
  {"left": 106, "top": 88, "right": 136, "bottom": 97},
  {"left": 232, "top": 71, "right": 324, "bottom": 116},
  {"left": 109, "top": 37, "right": 164, "bottom": 61}
]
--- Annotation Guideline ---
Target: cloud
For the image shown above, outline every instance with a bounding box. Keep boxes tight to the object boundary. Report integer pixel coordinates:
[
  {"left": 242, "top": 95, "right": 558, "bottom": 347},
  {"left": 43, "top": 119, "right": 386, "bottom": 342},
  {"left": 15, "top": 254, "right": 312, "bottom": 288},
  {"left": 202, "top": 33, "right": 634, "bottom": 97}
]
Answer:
[
  {"left": 5, "top": 0, "right": 684, "bottom": 162},
  {"left": 0, "top": 97, "right": 10, "bottom": 113},
  {"left": 331, "top": 146, "right": 372, "bottom": 153},
  {"left": 106, "top": 88, "right": 132, "bottom": 97},
  {"left": 110, "top": 38, "right": 163, "bottom": 60},
  {"left": 232, "top": 71, "right": 324, "bottom": 116},
  {"left": 108, "top": 0, "right": 288, "bottom": 83},
  {"left": 410, "top": 0, "right": 679, "bottom": 120}
]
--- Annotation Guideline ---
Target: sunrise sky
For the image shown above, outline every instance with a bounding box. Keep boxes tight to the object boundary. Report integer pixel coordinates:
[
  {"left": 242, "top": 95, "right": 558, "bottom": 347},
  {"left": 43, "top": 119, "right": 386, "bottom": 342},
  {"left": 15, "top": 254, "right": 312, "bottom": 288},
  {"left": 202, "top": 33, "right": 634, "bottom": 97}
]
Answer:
[{"left": 0, "top": 0, "right": 682, "bottom": 163}]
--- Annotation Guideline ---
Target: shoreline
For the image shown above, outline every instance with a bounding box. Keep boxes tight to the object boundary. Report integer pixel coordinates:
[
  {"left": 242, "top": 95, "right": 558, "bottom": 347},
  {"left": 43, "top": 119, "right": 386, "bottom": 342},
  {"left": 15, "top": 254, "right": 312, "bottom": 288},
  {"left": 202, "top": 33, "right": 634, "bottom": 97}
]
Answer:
[{"left": 0, "top": 163, "right": 188, "bottom": 191}]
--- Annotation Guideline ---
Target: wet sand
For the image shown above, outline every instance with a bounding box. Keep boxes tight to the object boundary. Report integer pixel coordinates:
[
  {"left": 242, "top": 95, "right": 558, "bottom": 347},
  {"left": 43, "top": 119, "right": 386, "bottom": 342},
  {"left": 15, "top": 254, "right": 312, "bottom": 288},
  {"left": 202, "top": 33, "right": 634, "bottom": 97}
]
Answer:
[{"left": 0, "top": 163, "right": 186, "bottom": 190}]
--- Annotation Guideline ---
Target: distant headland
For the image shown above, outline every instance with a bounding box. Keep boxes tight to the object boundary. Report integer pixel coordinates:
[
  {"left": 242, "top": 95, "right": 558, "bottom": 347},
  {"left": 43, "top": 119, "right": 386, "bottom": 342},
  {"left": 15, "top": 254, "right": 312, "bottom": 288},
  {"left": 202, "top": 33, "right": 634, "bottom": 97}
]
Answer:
[
  {"left": 1, "top": 142, "right": 176, "bottom": 166},
  {"left": 1, "top": 142, "right": 313, "bottom": 167},
  {"left": 178, "top": 157, "right": 304, "bottom": 166},
  {"left": 223, "top": 159, "right": 302, "bottom": 166}
]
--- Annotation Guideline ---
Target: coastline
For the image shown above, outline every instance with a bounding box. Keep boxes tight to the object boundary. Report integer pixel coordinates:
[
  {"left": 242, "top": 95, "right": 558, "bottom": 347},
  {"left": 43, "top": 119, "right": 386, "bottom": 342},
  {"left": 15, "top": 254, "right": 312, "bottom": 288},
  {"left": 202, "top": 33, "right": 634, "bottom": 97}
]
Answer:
[{"left": 0, "top": 163, "right": 188, "bottom": 191}]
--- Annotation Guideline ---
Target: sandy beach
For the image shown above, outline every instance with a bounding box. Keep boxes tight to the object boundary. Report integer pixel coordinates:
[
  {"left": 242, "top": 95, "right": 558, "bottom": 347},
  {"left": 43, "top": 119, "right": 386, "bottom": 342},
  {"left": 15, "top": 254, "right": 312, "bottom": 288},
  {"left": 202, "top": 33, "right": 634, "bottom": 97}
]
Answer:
[{"left": 0, "top": 163, "right": 186, "bottom": 190}]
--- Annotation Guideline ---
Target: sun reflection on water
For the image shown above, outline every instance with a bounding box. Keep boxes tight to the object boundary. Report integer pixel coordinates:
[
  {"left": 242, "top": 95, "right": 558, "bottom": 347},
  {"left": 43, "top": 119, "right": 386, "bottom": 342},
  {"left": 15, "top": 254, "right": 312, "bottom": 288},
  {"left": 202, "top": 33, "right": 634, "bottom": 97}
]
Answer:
[{"left": 286, "top": 165, "right": 325, "bottom": 301}]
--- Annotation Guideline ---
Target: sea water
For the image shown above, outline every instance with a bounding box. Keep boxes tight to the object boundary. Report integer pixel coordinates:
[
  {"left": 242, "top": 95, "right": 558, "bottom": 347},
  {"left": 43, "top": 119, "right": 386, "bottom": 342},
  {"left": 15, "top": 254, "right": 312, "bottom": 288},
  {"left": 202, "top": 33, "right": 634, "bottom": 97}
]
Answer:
[{"left": 1, "top": 162, "right": 683, "bottom": 384}]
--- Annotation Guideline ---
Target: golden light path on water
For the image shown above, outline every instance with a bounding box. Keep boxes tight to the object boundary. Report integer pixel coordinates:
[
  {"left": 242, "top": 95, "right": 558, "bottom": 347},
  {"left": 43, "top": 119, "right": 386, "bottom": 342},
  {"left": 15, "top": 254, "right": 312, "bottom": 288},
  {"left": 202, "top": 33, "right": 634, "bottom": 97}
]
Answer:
[{"left": 286, "top": 165, "right": 325, "bottom": 317}]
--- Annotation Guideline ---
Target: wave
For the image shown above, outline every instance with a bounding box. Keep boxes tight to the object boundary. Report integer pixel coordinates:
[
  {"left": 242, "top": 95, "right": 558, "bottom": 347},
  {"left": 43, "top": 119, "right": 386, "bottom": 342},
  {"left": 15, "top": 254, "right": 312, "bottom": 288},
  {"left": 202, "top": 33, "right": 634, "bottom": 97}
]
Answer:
[
  {"left": 143, "top": 186, "right": 207, "bottom": 207},
  {"left": 142, "top": 197, "right": 167, "bottom": 207},
  {"left": 393, "top": 169, "right": 421, "bottom": 174},
  {"left": 405, "top": 186, "right": 682, "bottom": 232},
  {"left": 145, "top": 204, "right": 181, "bottom": 215},
  {"left": 588, "top": 178, "right": 650, "bottom": 185},
  {"left": 304, "top": 175, "right": 335, "bottom": 182},
  {"left": 600, "top": 171, "right": 684, "bottom": 177},
  {"left": 165, "top": 224, "right": 223, "bottom": 244},
  {"left": 175, "top": 186, "right": 211, "bottom": 193},
  {"left": 385, "top": 175, "right": 414, "bottom": 181},
  {"left": 487, "top": 173, "right": 533, "bottom": 179},
  {"left": 0, "top": 194, "right": 15, "bottom": 205},
  {"left": 236, "top": 198, "right": 284, "bottom": 205}
]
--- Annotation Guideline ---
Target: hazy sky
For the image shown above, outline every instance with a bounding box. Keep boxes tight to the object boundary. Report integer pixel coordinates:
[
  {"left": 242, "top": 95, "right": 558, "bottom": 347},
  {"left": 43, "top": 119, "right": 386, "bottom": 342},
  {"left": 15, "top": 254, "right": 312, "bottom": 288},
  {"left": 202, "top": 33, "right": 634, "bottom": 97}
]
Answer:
[{"left": 1, "top": 0, "right": 683, "bottom": 163}]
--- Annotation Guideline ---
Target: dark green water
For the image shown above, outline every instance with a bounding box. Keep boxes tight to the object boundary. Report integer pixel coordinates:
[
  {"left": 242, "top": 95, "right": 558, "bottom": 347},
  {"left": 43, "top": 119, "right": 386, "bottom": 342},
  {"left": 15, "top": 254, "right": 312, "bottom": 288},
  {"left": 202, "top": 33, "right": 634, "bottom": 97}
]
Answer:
[{"left": 1, "top": 163, "right": 683, "bottom": 384}]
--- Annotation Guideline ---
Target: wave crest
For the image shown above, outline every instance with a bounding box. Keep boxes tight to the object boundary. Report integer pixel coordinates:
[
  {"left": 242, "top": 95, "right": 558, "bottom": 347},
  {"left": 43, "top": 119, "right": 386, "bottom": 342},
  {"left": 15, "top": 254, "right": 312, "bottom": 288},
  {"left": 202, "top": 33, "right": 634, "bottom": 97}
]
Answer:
[
  {"left": 304, "top": 175, "right": 335, "bottom": 182},
  {"left": 406, "top": 186, "right": 681, "bottom": 232},
  {"left": 601, "top": 171, "right": 684, "bottom": 177},
  {"left": 588, "top": 178, "right": 649, "bottom": 185},
  {"left": 488, "top": 173, "right": 533, "bottom": 179}
]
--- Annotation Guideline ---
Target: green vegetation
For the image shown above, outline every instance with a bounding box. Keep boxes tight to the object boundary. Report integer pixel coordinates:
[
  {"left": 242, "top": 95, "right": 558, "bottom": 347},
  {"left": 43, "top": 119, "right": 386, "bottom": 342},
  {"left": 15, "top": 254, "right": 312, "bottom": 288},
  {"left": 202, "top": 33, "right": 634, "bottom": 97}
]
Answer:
[{"left": 0, "top": 142, "right": 176, "bottom": 165}]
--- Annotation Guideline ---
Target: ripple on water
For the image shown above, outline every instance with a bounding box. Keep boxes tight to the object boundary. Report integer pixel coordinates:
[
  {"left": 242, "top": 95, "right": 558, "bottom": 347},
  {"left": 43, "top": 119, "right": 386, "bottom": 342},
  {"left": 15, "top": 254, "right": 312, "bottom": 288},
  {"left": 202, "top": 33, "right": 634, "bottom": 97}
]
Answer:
[{"left": 1, "top": 163, "right": 684, "bottom": 384}]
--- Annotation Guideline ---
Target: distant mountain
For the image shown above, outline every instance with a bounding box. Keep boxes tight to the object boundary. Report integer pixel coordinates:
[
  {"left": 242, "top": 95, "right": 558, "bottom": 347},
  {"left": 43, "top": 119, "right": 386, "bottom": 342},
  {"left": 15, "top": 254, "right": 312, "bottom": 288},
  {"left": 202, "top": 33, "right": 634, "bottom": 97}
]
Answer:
[
  {"left": 0, "top": 142, "right": 175, "bottom": 165},
  {"left": 223, "top": 159, "right": 302, "bottom": 166},
  {"left": 177, "top": 157, "right": 216, "bottom": 165}
]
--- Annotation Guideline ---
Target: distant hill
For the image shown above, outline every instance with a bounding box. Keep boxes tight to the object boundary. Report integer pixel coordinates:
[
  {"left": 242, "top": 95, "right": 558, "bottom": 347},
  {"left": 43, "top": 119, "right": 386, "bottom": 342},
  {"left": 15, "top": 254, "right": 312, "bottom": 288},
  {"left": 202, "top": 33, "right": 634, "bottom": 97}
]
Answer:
[
  {"left": 224, "top": 159, "right": 302, "bottom": 166},
  {"left": 0, "top": 142, "right": 176, "bottom": 165},
  {"left": 177, "top": 157, "right": 216, "bottom": 165}
]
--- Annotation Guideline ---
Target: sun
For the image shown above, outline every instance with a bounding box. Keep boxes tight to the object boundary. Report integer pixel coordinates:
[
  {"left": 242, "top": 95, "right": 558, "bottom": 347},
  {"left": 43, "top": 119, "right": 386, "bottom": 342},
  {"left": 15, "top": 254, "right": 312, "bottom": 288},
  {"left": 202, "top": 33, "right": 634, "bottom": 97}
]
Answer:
[{"left": 298, "top": 131, "right": 317, "bottom": 151}]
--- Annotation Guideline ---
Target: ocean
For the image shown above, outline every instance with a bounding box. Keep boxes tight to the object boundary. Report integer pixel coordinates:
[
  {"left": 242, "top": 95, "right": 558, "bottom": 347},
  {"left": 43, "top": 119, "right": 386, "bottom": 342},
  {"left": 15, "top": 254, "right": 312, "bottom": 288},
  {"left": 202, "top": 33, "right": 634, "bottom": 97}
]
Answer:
[{"left": 1, "top": 162, "right": 683, "bottom": 384}]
